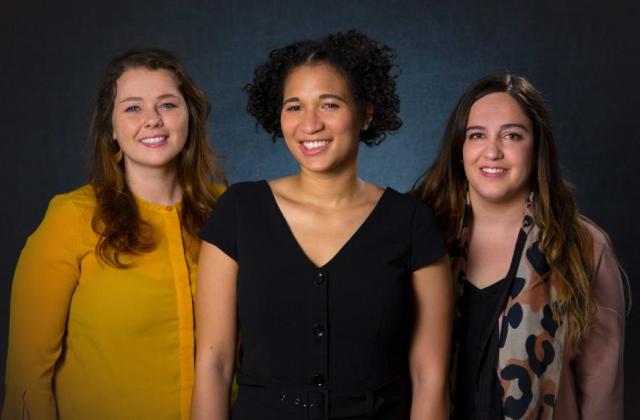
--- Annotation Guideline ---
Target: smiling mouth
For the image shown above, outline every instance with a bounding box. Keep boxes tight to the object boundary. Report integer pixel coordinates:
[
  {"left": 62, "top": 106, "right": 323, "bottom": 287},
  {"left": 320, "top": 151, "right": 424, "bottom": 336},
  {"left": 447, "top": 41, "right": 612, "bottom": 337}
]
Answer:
[
  {"left": 481, "top": 167, "right": 506, "bottom": 174},
  {"left": 301, "top": 139, "right": 331, "bottom": 150},
  {"left": 139, "top": 136, "right": 167, "bottom": 145}
]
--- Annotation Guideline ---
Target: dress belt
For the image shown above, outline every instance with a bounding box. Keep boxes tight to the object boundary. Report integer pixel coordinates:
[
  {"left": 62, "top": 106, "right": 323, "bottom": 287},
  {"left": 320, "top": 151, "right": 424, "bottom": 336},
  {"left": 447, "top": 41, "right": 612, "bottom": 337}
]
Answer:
[{"left": 236, "top": 375, "right": 407, "bottom": 420}]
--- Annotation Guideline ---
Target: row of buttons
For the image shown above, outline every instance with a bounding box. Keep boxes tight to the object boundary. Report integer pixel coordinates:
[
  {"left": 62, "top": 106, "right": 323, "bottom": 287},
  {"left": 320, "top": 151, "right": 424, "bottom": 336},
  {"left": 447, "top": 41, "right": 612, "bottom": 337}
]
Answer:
[{"left": 312, "top": 270, "right": 328, "bottom": 387}]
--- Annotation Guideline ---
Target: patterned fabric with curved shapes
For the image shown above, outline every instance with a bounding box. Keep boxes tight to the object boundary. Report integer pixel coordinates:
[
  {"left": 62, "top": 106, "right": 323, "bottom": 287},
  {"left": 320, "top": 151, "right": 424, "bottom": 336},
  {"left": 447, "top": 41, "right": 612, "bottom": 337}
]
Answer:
[{"left": 451, "top": 194, "right": 566, "bottom": 420}]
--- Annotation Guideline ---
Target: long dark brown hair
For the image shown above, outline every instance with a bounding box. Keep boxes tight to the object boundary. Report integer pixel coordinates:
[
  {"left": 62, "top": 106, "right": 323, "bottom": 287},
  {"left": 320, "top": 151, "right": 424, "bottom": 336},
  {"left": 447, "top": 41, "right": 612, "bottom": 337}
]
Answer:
[
  {"left": 413, "top": 74, "right": 595, "bottom": 347},
  {"left": 90, "top": 48, "right": 225, "bottom": 267}
]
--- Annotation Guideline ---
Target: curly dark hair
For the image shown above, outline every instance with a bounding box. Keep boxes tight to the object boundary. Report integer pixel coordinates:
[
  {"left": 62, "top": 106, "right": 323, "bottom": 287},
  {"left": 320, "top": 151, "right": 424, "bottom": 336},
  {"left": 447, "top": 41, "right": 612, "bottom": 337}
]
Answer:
[{"left": 245, "top": 30, "right": 402, "bottom": 146}]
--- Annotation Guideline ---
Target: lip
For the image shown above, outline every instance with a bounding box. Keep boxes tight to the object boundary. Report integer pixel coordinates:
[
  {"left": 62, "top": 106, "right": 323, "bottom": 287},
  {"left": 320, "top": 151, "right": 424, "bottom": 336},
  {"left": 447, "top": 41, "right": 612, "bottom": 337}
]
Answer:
[
  {"left": 138, "top": 135, "right": 168, "bottom": 148},
  {"left": 480, "top": 166, "right": 508, "bottom": 178},
  {"left": 298, "top": 139, "right": 332, "bottom": 156}
]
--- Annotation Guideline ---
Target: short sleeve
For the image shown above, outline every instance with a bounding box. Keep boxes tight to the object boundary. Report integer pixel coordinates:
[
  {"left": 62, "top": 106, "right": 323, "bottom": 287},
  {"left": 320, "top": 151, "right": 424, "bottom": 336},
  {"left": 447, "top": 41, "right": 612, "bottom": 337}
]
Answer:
[
  {"left": 409, "top": 199, "right": 446, "bottom": 271},
  {"left": 199, "top": 185, "right": 238, "bottom": 261}
]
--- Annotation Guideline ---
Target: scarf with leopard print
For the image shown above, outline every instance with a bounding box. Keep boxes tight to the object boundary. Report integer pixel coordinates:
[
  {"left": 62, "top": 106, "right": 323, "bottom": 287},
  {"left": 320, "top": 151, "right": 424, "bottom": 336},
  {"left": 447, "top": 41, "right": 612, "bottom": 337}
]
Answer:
[{"left": 451, "top": 195, "right": 566, "bottom": 419}]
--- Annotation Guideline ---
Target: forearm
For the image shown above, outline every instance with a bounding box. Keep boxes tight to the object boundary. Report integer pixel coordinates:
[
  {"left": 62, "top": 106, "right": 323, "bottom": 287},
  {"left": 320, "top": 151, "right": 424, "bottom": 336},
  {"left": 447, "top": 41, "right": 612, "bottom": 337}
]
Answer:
[
  {"left": 408, "top": 257, "right": 453, "bottom": 420},
  {"left": 410, "top": 376, "right": 449, "bottom": 420},
  {"left": 574, "top": 235, "right": 625, "bottom": 419},
  {"left": 191, "top": 363, "right": 234, "bottom": 420}
]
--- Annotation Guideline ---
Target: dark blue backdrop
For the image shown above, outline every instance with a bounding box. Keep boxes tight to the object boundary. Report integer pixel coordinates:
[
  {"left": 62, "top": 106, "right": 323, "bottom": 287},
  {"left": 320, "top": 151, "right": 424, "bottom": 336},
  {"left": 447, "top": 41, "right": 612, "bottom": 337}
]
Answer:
[{"left": 1, "top": 0, "right": 638, "bottom": 415}]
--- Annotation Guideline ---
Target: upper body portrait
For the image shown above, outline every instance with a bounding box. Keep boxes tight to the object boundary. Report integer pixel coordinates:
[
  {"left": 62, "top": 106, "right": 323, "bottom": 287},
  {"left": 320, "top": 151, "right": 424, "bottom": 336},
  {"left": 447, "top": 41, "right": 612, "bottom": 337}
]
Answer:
[{"left": 2, "top": 48, "right": 224, "bottom": 420}]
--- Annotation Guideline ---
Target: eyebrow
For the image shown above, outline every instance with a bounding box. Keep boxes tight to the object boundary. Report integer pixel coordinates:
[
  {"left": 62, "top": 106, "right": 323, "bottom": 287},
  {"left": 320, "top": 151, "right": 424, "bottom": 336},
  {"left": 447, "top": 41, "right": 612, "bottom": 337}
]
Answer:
[
  {"left": 465, "top": 123, "right": 529, "bottom": 132},
  {"left": 282, "top": 93, "right": 347, "bottom": 105},
  {"left": 118, "top": 93, "right": 180, "bottom": 104}
]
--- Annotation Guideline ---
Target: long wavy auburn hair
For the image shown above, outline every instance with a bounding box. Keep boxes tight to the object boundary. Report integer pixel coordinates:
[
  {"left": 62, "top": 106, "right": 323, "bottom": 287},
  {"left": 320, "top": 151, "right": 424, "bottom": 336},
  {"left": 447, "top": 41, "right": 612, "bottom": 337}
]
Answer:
[
  {"left": 90, "top": 48, "right": 224, "bottom": 267},
  {"left": 413, "top": 74, "right": 595, "bottom": 348}
]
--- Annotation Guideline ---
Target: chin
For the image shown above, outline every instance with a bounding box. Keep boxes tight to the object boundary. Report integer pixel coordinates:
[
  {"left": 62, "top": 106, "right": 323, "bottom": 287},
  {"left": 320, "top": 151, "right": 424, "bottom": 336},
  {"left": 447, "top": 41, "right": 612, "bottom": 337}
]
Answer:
[
  {"left": 127, "top": 156, "right": 180, "bottom": 170},
  {"left": 295, "top": 156, "right": 331, "bottom": 173},
  {"left": 476, "top": 188, "right": 526, "bottom": 205}
]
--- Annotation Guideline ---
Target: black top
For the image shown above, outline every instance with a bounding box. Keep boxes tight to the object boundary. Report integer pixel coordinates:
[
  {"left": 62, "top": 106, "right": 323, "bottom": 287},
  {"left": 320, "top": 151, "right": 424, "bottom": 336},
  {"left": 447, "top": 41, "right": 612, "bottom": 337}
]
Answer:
[
  {"left": 454, "top": 277, "right": 509, "bottom": 420},
  {"left": 199, "top": 181, "right": 446, "bottom": 419}
]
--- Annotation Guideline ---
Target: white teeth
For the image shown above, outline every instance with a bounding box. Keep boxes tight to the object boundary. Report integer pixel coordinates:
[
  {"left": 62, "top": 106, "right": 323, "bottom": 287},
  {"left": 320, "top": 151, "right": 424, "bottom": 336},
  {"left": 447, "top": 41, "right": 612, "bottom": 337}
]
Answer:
[
  {"left": 302, "top": 140, "right": 329, "bottom": 150},
  {"left": 140, "top": 136, "right": 166, "bottom": 144},
  {"left": 482, "top": 167, "right": 505, "bottom": 173}
]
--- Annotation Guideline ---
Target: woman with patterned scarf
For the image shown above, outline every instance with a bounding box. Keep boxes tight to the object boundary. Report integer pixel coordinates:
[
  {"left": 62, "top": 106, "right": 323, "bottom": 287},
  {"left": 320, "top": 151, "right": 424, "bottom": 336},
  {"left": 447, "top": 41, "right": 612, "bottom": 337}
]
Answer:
[{"left": 413, "top": 74, "right": 626, "bottom": 420}]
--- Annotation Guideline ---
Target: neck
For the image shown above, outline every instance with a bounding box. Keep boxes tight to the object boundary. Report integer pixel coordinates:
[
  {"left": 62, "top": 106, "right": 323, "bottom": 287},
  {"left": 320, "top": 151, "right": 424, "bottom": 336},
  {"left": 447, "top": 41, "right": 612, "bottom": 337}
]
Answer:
[
  {"left": 125, "top": 162, "right": 182, "bottom": 205},
  {"left": 469, "top": 190, "right": 529, "bottom": 231},
  {"left": 294, "top": 164, "right": 363, "bottom": 206}
]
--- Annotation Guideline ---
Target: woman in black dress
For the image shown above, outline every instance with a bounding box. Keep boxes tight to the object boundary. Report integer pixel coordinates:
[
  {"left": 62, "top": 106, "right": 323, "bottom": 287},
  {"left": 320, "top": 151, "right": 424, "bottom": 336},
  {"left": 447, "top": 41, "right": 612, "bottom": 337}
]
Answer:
[{"left": 192, "top": 30, "right": 453, "bottom": 420}]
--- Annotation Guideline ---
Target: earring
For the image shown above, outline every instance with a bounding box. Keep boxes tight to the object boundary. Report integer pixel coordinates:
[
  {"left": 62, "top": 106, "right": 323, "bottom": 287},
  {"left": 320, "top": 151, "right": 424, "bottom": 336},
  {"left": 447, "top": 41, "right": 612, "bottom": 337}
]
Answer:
[
  {"left": 113, "top": 141, "right": 123, "bottom": 163},
  {"left": 363, "top": 120, "right": 371, "bottom": 130}
]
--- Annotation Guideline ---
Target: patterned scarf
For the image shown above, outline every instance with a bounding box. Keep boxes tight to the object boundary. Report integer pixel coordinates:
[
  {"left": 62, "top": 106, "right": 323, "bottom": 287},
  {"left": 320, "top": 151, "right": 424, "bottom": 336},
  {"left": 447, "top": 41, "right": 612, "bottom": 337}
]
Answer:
[{"left": 451, "top": 195, "right": 566, "bottom": 419}]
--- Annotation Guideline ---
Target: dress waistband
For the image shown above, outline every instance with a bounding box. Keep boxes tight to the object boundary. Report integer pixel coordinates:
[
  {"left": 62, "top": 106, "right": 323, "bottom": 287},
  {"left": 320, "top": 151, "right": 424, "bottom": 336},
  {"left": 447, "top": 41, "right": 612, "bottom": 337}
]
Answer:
[{"left": 235, "top": 374, "right": 409, "bottom": 420}]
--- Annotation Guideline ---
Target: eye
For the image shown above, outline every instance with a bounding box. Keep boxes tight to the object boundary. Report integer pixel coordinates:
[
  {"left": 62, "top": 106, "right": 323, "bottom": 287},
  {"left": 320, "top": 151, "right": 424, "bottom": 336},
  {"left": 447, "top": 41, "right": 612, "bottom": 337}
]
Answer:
[
  {"left": 159, "top": 102, "right": 177, "bottom": 110},
  {"left": 467, "top": 132, "right": 484, "bottom": 140},
  {"left": 504, "top": 132, "right": 523, "bottom": 140},
  {"left": 322, "top": 103, "right": 339, "bottom": 110},
  {"left": 284, "top": 104, "right": 301, "bottom": 112},
  {"left": 124, "top": 105, "right": 141, "bottom": 113}
]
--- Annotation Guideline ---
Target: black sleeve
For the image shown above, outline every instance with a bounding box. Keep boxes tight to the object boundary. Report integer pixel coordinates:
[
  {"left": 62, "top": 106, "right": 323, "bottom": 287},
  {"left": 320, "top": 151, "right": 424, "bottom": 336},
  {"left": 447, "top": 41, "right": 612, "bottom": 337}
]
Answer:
[
  {"left": 409, "top": 199, "right": 447, "bottom": 271},
  {"left": 199, "top": 185, "right": 238, "bottom": 261}
]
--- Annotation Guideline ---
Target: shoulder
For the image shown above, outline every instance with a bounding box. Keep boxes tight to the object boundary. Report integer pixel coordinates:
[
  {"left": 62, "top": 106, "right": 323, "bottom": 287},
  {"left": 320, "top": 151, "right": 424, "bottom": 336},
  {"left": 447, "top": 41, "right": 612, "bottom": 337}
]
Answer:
[
  {"left": 211, "top": 180, "right": 268, "bottom": 212},
  {"left": 579, "top": 216, "right": 626, "bottom": 316},
  {"left": 383, "top": 187, "right": 435, "bottom": 218},
  {"left": 210, "top": 182, "right": 227, "bottom": 197},
  {"left": 579, "top": 217, "right": 614, "bottom": 265},
  {"left": 45, "top": 184, "right": 96, "bottom": 219},
  {"left": 27, "top": 185, "right": 95, "bottom": 245},
  {"left": 225, "top": 180, "right": 267, "bottom": 196}
]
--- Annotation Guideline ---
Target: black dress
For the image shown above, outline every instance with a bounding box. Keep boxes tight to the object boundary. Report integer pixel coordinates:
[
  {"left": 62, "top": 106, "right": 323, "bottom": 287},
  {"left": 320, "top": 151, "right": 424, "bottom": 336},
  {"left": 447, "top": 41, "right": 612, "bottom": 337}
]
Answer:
[{"left": 199, "top": 181, "right": 446, "bottom": 420}]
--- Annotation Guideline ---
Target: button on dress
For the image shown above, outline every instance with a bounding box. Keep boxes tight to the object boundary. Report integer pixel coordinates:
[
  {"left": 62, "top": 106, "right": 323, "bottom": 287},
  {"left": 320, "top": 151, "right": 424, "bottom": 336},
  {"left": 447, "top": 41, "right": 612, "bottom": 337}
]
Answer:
[{"left": 199, "top": 181, "right": 445, "bottom": 419}]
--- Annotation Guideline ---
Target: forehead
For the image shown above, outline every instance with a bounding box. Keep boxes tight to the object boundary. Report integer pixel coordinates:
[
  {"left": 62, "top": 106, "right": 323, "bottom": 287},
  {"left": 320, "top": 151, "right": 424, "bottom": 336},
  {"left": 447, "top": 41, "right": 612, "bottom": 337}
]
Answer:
[
  {"left": 283, "top": 63, "right": 351, "bottom": 97},
  {"left": 115, "top": 67, "right": 181, "bottom": 98},
  {"left": 467, "top": 92, "right": 531, "bottom": 127}
]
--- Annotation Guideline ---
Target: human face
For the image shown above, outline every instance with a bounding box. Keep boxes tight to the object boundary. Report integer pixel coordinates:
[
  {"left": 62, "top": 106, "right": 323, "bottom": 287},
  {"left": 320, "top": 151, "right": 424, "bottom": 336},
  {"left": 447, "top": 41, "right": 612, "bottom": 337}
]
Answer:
[
  {"left": 280, "top": 63, "right": 365, "bottom": 174},
  {"left": 112, "top": 67, "right": 188, "bottom": 173},
  {"left": 462, "top": 92, "right": 534, "bottom": 206}
]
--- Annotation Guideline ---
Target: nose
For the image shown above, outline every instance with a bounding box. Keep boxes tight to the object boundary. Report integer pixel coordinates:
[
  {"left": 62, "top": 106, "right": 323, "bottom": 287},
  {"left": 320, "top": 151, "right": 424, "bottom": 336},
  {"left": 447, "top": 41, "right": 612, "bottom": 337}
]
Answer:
[
  {"left": 301, "top": 109, "right": 323, "bottom": 134},
  {"left": 484, "top": 137, "right": 504, "bottom": 160},
  {"left": 144, "top": 109, "right": 163, "bottom": 128}
]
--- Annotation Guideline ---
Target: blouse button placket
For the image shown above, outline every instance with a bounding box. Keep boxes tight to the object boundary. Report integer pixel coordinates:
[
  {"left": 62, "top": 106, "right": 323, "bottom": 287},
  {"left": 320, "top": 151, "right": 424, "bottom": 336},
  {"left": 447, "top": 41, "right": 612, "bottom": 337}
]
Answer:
[{"left": 309, "top": 269, "right": 329, "bottom": 387}]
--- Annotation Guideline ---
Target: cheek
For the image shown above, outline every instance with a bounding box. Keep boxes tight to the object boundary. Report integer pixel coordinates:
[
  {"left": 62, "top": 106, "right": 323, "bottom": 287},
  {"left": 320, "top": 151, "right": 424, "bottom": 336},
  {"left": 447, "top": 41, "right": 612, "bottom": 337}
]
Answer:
[
  {"left": 178, "top": 114, "right": 189, "bottom": 137},
  {"left": 461, "top": 141, "right": 477, "bottom": 168},
  {"left": 280, "top": 114, "right": 296, "bottom": 142},
  {"left": 514, "top": 143, "right": 535, "bottom": 177},
  {"left": 111, "top": 115, "right": 138, "bottom": 139}
]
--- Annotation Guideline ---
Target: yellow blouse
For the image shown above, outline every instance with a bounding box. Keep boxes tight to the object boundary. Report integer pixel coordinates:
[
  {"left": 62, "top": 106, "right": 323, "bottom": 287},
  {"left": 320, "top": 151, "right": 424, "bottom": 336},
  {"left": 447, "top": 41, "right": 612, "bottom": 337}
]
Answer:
[{"left": 3, "top": 185, "right": 203, "bottom": 420}]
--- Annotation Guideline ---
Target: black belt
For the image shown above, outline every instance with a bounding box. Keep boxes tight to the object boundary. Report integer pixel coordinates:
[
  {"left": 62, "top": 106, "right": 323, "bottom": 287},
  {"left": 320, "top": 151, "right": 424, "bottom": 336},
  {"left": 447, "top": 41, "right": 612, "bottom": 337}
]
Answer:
[{"left": 236, "top": 376, "right": 407, "bottom": 420}]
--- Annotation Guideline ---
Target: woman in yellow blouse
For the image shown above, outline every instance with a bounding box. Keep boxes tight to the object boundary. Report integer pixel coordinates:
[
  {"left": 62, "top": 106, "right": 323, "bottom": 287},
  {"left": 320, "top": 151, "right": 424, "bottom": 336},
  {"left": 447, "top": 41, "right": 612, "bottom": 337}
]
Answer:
[{"left": 2, "top": 48, "right": 224, "bottom": 420}]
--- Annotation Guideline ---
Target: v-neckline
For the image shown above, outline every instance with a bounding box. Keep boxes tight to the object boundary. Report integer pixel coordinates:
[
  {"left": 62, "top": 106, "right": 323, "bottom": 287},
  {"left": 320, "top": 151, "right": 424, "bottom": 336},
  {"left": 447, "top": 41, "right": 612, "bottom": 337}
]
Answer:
[{"left": 261, "top": 180, "right": 390, "bottom": 270}]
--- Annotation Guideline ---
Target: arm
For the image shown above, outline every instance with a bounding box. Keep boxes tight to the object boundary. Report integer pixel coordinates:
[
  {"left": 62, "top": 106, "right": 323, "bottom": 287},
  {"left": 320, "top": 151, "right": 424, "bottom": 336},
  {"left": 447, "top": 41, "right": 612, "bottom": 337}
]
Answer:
[
  {"left": 2, "top": 196, "right": 81, "bottom": 420},
  {"left": 409, "top": 255, "right": 454, "bottom": 420},
  {"left": 191, "top": 241, "right": 238, "bottom": 420},
  {"left": 572, "top": 236, "right": 625, "bottom": 419}
]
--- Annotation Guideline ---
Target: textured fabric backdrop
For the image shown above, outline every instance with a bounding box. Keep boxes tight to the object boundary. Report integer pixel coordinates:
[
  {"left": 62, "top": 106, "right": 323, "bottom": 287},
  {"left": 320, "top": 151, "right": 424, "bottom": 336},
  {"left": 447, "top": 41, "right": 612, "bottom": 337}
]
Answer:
[{"left": 1, "top": 0, "right": 637, "bottom": 415}]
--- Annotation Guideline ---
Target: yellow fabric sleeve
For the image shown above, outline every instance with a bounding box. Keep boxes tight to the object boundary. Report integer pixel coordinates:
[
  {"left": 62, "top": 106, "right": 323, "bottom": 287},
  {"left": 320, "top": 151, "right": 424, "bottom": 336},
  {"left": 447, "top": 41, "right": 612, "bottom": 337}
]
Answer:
[{"left": 3, "top": 195, "right": 81, "bottom": 420}]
